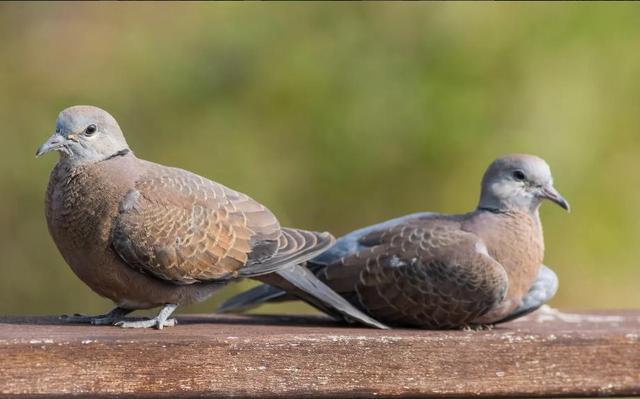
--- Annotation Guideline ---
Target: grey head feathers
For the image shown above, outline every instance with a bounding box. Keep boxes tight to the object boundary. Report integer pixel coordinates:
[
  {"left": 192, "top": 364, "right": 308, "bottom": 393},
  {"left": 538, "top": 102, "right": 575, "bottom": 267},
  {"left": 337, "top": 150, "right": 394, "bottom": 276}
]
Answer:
[
  {"left": 36, "top": 105, "right": 130, "bottom": 166},
  {"left": 477, "top": 154, "right": 569, "bottom": 214}
]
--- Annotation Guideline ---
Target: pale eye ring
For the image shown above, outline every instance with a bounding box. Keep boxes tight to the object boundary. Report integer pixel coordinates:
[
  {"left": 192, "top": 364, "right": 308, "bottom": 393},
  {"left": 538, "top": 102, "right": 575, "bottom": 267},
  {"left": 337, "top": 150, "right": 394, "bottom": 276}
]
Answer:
[
  {"left": 84, "top": 124, "right": 97, "bottom": 136},
  {"left": 512, "top": 170, "right": 526, "bottom": 181}
]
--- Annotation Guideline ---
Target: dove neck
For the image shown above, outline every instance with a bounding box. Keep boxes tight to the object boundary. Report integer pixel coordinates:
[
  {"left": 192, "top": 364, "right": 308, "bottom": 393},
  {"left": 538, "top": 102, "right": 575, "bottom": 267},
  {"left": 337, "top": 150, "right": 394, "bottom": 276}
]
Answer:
[
  {"left": 472, "top": 202, "right": 543, "bottom": 235},
  {"left": 57, "top": 148, "right": 133, "bottom": 169},
  {"left": 101, "top": 148, "right": 131, "bottom": 162},
  {"left": 477, "top": 203, "right": 541, "bottom": 218},
  {"left": 477, "top": 185, "right": 544, "bottom": 216},
  {"left": 476, "top": 199, "right": 542, "bottom": 219}
]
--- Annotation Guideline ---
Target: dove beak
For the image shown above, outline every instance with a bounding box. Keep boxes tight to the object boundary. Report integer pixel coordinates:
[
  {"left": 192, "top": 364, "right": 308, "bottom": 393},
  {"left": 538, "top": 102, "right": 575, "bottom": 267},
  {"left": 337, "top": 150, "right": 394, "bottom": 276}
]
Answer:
[
  {"left": 541, "top": 185, "right": 570, "bottom": 212},
  {"left": 36, "top": 133, "right": 66, "bottom": 157}
]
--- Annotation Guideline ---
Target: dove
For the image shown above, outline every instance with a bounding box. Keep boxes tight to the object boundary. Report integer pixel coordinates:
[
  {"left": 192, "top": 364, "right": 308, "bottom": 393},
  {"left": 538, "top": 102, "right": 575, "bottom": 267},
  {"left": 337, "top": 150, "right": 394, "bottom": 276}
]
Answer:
[
  {"left": 37, "top": 105, "right": 387, "bottom": 329},
  {"left": 220, "top": 155, "right": 569, "bottom": 328}
]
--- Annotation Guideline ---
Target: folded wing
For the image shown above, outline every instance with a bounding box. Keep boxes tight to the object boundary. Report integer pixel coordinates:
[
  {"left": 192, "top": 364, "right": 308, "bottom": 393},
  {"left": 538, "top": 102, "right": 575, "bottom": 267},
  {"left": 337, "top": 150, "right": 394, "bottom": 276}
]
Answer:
[{"left": 112, "top": 164, "right": 308, "bottom": 283}]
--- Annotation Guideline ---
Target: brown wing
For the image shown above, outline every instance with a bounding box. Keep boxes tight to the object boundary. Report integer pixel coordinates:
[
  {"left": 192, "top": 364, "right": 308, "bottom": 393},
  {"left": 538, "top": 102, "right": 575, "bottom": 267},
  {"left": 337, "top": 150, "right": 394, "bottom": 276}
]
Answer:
[
  {"left": 236, "top": 227, "right": 334, "bottom": 278},
  {"left": 320, "top": 221, "right": 509, "bottom": 328},
  {"left": 111, "top": 164, "right": 283, "bottom": 284}
]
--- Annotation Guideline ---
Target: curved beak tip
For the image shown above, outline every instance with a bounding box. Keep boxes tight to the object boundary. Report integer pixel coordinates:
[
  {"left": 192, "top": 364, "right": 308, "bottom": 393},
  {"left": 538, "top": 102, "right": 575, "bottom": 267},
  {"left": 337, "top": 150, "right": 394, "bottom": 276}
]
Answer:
[
  {"left": 36, "top": 133, "right": 65, "bottom": 158},
  {"left": 543, "top": 186, "right": 570, "bottom": 212}
]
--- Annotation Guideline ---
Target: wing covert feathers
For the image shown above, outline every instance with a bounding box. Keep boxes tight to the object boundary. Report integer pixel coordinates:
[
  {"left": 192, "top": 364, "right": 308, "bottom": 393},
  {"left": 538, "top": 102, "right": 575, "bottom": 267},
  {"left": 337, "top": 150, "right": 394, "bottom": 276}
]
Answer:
[{"left": 112, "top": 164, "right": 333, "bottom": 284}]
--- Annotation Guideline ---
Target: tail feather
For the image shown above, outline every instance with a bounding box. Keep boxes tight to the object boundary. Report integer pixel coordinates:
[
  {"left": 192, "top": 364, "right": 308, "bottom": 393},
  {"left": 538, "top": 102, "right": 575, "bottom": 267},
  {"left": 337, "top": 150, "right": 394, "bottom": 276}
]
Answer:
[
  {"left": 257, "top": 265, "right": 389, "bottom": 329},
  {"left": 221, "top": 226, "right": 389, "bottom": 329}
]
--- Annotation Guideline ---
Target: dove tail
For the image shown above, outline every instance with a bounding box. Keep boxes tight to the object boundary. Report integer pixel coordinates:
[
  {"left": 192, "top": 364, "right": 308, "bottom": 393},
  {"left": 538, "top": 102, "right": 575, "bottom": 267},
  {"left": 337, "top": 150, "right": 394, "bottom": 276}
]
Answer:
[
  {"left": 221, "top": 227, "right": 332, "bottom": 311},
  {"left": 259, "top": 264, "right": 389, "bottom": 329},
  {"left": 221, "top": 227, "right": 389, "bottom": 329}
]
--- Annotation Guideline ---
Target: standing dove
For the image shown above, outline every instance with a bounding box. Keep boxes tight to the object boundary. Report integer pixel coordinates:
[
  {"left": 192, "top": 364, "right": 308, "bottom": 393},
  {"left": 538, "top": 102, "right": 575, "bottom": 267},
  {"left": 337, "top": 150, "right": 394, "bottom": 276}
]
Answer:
[
  {"left": 220, "top": 155, "right": 569, "bottom": 328},
  {"left": 37, "top": 105, "right": 386, "bottom": 329}
]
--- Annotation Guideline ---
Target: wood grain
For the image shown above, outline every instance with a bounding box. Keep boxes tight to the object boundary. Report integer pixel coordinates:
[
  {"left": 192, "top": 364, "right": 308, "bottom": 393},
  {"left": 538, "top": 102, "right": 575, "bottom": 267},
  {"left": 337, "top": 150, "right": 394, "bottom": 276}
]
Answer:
[{"left": 0, "top": 307, "right": 638, "bottom": 398}]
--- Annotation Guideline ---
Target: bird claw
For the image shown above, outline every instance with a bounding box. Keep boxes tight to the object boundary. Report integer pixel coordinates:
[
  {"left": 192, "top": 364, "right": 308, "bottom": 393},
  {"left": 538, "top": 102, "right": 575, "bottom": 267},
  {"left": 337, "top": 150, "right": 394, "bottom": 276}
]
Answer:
[
  {"left": 462, "top": 323, "right": 494, "bottom": 331},
  {"left": 115, "top": 304, "right": 178, "bottom": 329},
  {"left": 59, "top": 305, "right": 177, "bottom": 329},
  {"left": 115, "top": 318, "right": 177, "bottom": 330}
]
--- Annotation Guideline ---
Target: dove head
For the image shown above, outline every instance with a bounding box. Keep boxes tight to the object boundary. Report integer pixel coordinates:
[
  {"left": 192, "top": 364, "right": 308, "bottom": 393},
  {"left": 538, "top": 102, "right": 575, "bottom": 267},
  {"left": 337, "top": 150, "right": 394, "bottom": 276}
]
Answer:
[
  {"left": 478, "top": 154, "right": 569, "bottom": 214},
  {"left": 37, "top": 106, "right": 130, "bottom": 166}
]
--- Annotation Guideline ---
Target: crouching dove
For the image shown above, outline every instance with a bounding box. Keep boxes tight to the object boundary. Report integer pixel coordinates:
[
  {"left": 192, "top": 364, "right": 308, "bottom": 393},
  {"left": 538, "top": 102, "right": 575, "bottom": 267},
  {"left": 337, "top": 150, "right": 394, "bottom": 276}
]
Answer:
[
  {"left": 220, "top": 155, "right": 569, "bottom": 328},
  {"left": 37, "top": 105, "right": 387, "bottom": 329}
]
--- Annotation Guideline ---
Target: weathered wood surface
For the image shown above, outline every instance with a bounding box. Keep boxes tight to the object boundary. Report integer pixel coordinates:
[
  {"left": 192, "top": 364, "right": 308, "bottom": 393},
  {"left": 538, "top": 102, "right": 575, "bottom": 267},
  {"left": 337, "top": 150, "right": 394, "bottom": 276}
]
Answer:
[{"left": 0, "top": 307, "right": 638, "bottom": 398}]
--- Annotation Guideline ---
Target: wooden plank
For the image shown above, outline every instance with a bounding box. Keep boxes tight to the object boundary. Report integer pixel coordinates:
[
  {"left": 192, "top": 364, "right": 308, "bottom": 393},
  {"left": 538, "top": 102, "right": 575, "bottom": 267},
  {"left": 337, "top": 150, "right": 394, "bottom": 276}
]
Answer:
[{"left": 0, "top": 307, "right": 638, "bottom": 398}]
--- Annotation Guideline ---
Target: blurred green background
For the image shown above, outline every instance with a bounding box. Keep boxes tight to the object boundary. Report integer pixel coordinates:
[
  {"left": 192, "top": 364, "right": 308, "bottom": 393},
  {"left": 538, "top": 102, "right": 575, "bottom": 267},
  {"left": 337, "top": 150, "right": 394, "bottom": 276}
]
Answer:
[{"left": 1, "top": 2, "right": 638, "bottom": 317}]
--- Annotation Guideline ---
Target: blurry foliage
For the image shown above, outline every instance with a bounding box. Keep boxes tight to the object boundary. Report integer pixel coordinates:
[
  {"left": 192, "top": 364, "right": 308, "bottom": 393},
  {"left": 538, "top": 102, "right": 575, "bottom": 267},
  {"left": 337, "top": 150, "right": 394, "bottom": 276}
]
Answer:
[{"left": 0, "top": 3, "right": 639, "bottom": 316}]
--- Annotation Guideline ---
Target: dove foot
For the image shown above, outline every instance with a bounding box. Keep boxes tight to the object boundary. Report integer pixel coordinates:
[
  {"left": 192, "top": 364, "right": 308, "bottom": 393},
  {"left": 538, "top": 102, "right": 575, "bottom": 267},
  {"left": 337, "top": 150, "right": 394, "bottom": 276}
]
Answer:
[
  {"left": 59, "top": 307, "right": 131, "bottom": 325},
  {"left": 115, "top": 318, "right": 177, "bottom": 329},
  {"left": 462, "top": 323, "right": 494, "bottom": 331},
  {"left": 114, "top": 304, "right": 178, "bottom": 330}
]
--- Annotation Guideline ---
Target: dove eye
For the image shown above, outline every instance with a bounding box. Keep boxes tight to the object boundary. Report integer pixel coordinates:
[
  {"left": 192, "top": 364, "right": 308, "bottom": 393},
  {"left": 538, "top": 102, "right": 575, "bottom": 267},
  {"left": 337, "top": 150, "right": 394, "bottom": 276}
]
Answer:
[
  {"left": 84, "top": 124, "right": 97, "bottom": 136},
  {"left": 512, "top": 170, "right": 526, "bottom": 181}
]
